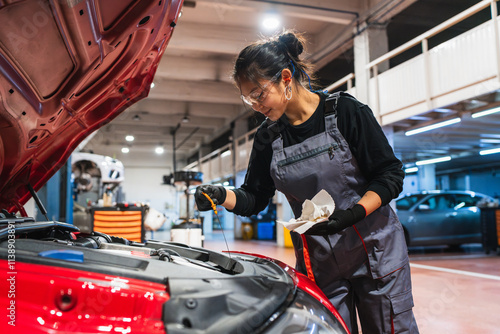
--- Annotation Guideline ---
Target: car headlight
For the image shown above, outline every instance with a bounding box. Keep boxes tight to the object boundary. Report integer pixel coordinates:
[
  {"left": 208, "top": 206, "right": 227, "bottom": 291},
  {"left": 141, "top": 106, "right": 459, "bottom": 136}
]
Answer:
[{"left": 264, "top": 289, "right": 347, "bottom": 333}]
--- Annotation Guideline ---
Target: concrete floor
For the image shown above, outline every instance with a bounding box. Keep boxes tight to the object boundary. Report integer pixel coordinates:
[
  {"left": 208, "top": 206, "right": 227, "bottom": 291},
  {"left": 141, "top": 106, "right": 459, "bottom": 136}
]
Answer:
[{"left": 148, "top": 230, "right": 500, "bottom": 333}]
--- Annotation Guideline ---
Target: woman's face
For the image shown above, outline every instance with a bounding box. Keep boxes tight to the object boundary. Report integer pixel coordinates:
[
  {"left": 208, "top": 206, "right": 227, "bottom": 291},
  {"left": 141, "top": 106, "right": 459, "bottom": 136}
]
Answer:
[{"left": 239, "top": 76, "right": 288, "bottom": 121}]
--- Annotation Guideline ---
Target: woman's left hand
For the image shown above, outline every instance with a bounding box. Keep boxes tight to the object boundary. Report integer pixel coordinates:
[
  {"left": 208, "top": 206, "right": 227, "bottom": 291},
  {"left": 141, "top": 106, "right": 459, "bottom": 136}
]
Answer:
[{"left": 304, "top": 204, "right": 366, "bottom": 235}]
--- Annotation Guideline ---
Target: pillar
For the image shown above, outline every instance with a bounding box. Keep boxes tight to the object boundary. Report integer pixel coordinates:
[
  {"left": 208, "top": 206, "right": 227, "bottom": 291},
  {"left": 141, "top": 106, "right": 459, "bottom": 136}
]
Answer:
[
  {"left": 353, "top": 23, "right": 389, "bottom": 109},
  {"left": 417, "top": 164, "right": 436, "bottom": 190}
]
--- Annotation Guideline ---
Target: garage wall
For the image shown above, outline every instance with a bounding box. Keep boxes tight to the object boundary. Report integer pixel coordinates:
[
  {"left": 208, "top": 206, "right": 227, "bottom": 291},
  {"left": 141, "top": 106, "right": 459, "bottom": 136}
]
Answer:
[
  {"left": 402, "top": 171, "right": 500, "bottom": 198},
  {"left": 402, "top": 174, "right": 419, "bottom": 194},
  {"left": 121, "top": 166, "right": 177, "bottom": 213},
  {"left": 449, "top": 171, "right": 500, "bottom": 198}
]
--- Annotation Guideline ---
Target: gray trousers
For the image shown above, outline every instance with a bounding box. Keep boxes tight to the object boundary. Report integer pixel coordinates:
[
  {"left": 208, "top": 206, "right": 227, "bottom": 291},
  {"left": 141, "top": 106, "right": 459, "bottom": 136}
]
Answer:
[{"left": 327, "top": 263, "right": 419, "bottom": 334}]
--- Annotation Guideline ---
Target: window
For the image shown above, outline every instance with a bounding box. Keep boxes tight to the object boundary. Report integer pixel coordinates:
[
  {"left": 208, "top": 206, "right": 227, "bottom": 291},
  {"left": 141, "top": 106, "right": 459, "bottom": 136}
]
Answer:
[
  {"left": 421, "top": 195, "right": 454, "bottom": 210},
  {"left": 396, "top": 194, "right": 426, "bottom": 210},
  {"left": 453, "top": 194, "right": 480, "bottom": 208}
]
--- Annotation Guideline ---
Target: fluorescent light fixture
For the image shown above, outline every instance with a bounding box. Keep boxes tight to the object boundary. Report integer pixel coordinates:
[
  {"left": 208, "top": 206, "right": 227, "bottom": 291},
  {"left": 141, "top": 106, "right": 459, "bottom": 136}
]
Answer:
[
  {"left": 262, "top": 14, "right": 280, "bottom": 31},
  {"left": 405, "top": 118, "right": 461, "bottom": 136},
  {"left": 480, "top": 139, "right": 500, "bottom": 144},
  {"left": 155, "top": 146, "right": 164, "bottom": 154},
  {"left": 405, "top": 167, "right": 419, "bottom": 173},
  {"left": 121, "top": 147, "right": 130, "bottom": 153},
  {"left": 472, "top": 106, "right": 500, "bottom": 118},
  {"left": 125, "top": 135, "right": 134, "bottom": 142},
  {"left": 433, "top": 108, "right": 453, "bottom": 113},
  {"left": 221, "top": 150, "right": 231, "bottom": 158},
  {"left": 479, "top": 147, "right": 500, "bottom": 155},
  {"left": 415, "top": 156, "right": 451, "bottom": 166}
]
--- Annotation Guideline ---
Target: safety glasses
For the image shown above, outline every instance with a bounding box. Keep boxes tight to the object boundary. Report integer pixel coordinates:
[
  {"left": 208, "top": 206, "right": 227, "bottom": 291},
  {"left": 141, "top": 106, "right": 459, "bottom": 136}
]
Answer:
[{"left": 240, "top": 70, "right": 282, "bottom": 106}]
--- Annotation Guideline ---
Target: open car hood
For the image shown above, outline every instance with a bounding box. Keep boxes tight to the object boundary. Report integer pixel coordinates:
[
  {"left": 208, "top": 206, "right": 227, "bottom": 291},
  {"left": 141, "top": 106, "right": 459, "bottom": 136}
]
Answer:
[
  {"left": 0, "top": 0, "right": 183, "bottom": 213},
  {"left": 0, "top": 218, "right": 349, "bottom": 333}
]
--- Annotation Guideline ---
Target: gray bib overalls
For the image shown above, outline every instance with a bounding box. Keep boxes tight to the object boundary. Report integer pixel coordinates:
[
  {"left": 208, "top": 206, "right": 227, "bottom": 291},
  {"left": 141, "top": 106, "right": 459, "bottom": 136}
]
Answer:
[{"left": 269, "top": 93, "right": 419, "bottom": 333}]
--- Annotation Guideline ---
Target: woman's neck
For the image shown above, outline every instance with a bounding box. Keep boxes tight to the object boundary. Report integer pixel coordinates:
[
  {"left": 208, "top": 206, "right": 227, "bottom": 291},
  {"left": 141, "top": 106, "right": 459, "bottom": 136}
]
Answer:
[{"left": 285, "top": 86, "right": 321, "bottom": 126}]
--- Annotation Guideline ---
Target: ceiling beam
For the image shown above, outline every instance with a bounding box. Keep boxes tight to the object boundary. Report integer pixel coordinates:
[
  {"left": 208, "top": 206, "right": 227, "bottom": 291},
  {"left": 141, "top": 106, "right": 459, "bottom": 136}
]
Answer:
[
  {"left": 90, "top": 130, "right": 210, "bottom": 142},
  {"left": 308, "top": 22, "right": 356, "bottom": 68},
  {"left": 147, "top": 79, "right": 241, "bottom": 104},
  {"left": 101, "top": 122, "right": 216, "bottom": 135},
  {"left": 155, "top": 55, "right": 235, "bottom": 83},
  {"left": 192, "top": 0, "right": 359, "bottom": 25},
  {"left": 127, "top": 99, "right": 244, "bottom": 118},
  {"left": 167, "top": 21, "right": 257, "bottom": 55},
  {"left": 110, "top": 117, "right": 225, "bottom": 130}
]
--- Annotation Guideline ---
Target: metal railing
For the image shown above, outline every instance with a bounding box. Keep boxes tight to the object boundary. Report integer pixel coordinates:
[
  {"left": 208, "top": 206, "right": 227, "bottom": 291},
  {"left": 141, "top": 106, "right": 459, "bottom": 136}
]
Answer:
[
  {"left": 367, "top": 0, "right": 500, "bottom": 116},
  {"left": 186, "top": 0, "right": 500, "bottom": 182}
]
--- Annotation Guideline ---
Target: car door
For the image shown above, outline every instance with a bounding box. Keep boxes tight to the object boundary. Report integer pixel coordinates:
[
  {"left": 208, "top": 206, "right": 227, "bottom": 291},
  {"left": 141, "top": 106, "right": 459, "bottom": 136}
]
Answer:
[
  {"left": 448, "top": 194, "right": 482, "bottom": 242},
  {"left": 396, "top": 194, "right": 425, "bottom": 240},
  {"left": 410, "top": 194, "right": 456, "bottom": 244}
]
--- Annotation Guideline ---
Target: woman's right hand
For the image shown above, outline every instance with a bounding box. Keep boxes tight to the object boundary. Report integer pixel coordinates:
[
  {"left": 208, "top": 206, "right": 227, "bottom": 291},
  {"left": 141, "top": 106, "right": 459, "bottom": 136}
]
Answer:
[{"left": 194, "top": 185, "right": 227, "bottom": 211}]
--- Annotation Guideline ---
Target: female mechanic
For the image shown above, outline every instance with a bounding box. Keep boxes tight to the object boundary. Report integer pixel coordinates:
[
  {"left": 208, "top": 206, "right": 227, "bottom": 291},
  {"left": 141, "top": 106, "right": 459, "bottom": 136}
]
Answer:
[{"left": 194, "top": 30, "right": 419, "bottom": 333}]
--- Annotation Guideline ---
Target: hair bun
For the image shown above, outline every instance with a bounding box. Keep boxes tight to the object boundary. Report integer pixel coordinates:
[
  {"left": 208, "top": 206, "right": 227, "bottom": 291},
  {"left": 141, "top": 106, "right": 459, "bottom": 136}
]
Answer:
[{"left": 277, "top": 31, "right": 304, "bottom": 58}]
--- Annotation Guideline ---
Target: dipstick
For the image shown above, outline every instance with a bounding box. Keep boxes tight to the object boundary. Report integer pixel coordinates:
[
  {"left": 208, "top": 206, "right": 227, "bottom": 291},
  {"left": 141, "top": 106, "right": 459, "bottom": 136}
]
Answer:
[
  {"left": 202, "top": 192, "right": 218, "bottom": 215},
  {"left": 202, "top": 191, "right": 232, "bottom": 261}
]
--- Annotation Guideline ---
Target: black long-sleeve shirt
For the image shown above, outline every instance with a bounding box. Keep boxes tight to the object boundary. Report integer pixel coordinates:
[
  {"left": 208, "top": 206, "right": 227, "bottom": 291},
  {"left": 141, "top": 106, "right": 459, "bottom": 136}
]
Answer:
[{"left": 231, "top": 92, "right": 405, "bottom": 217}]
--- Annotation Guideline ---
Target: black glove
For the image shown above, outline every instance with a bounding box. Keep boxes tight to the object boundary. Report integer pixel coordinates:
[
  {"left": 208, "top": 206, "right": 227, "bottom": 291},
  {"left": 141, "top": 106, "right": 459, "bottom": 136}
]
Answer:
[
  {"left": 194, "top": 185, "right": 227, "bottom": 211},
  {"left": 304, "top": 204, "right": 366, "bottom": 236}
]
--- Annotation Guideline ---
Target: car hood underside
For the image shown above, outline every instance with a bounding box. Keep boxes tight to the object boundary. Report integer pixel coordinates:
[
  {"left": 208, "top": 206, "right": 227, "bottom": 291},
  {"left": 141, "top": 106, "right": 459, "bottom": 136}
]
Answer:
[{"left": 0, "top": 0, "right": 182, "bottom": 213}]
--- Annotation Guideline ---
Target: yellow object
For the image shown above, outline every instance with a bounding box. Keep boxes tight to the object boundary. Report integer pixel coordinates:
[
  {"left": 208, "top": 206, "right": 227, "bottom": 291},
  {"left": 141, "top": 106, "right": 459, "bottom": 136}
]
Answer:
[
  {"left": 283, "top": 226, "right": 293, "bottom": 248},
  {"left": 241, "top": 222, "right": 253, "bottom": 240},
  {"left": 202, "top": 192, "right": 218, "bottom": 215}
]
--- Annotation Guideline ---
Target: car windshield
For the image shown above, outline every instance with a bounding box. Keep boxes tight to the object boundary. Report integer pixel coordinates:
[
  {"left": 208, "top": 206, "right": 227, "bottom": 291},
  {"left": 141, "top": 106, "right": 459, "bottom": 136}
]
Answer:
[
  {"left": 396, "top": 194, "right": 427, "bottom": 210},
  {"left": 453, "top": 194, "right": 482, "bottom": 208},
  {"left": 420, "top": 195, "right": 455, "bottom": 210}
]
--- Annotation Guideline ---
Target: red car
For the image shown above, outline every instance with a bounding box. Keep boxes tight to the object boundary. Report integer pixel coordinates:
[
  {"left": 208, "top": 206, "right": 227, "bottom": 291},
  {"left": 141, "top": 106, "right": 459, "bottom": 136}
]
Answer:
[{"left": 0, "top": 1, "right": 348, "bottom": 333}]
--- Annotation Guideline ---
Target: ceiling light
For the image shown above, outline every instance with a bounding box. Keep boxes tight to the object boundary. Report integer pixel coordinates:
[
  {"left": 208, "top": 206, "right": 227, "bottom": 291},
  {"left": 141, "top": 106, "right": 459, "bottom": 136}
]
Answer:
[
  {"left": 405, "top": 167, "right": 419, "bottom": 173},
  {"left": 433, "top": 108, "right": 454, "bottom": 113},
  {"left": 415, "top": 156, "right": 451, "bottom": 166},
  {"left": 150, "top": 82, "right": 155, "bottom": 89},
  {"left": 125, "top": 135, "right": 135, "bottom": 142},
  {"left": 155, "top": 146, "right": 164, "bottom": 154},
  {"left": 182, "top": 115, "right": 190, "bottom": 123},
  {"left": 479, "top": 147, "right": 500, "bottom": 155},
  {"left": 121, "top": 147, "right": 130, "bottom": 153},
  {"left": 262, "top": 14, "right": 281, "bottom": 31},
  {"left": 472, "top": 106, "right": 500, "bottom": 118},
  {"left": 221, "top": 150, "right": 231, "bottom": 158},
  {"left": 133, "top": 114, "right": 141, "bottom": 121},
  {"left": 480, "top": 139, "right": 500, "bottom": 144},
  {"left": 405, "top": 117, "right": 461, "bottom": 136}
]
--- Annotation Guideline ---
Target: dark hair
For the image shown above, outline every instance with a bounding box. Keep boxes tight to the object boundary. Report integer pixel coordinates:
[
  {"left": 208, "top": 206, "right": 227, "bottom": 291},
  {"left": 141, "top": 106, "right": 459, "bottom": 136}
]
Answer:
[{"left": 232, "top": 30, "right": 316, "bottom": 90}]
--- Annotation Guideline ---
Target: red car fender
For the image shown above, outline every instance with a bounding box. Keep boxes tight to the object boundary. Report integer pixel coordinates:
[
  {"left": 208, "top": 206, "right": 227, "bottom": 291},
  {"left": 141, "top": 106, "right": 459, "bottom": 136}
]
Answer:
[
  {"left": 0, "top": 260, "right": 168, "bottom": 334},
  {"left": 230, "top": 251, "right": 350, "bottom": 334}
]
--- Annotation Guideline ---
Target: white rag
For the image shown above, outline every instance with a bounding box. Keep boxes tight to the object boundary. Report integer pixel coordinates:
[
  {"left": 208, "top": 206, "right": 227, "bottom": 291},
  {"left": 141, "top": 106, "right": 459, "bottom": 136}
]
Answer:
[{"left": 278, "top": 189, "right": 335, "bottom": 234}]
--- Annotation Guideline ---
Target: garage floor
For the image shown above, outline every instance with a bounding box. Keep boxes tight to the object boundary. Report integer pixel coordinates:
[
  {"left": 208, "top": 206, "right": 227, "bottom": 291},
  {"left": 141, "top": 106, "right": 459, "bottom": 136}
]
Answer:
[{"left": 202, "top": 234, "right": 500, "bottom": 334}]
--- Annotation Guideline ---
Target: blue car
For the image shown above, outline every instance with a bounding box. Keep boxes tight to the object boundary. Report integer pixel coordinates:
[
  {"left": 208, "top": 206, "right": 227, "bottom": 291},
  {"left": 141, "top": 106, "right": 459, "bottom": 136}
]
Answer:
[{"left": 395, "top": 190, "right": 494, "bottom": 247}]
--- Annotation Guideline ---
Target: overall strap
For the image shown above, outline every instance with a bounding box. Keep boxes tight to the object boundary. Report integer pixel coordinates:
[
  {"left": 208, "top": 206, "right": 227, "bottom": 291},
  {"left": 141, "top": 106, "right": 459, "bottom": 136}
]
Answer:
[
  {"left": 265, "top": 118, "right": 282, "bottom": 141},
  {"left": 325, "top": 91, "right": 341, "bottom": 117},
  {"left": 325, "top": 91, "right": 355, "bottom": 117}
]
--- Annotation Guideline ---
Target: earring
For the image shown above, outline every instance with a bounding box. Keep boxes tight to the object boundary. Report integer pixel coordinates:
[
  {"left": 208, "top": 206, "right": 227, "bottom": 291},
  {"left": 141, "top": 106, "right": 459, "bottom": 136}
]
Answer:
[{"left": 285, "top": 85, "right": 292, "bottom": 101}]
